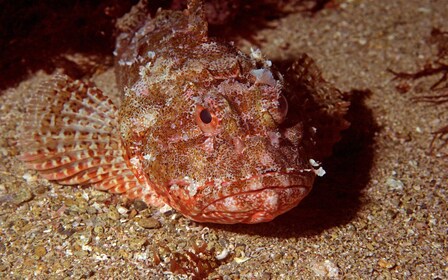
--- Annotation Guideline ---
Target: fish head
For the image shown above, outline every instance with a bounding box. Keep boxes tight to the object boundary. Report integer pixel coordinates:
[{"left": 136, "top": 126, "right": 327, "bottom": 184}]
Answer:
[{"left": 118, "top": 48, "right": 316, "bottom": 224}]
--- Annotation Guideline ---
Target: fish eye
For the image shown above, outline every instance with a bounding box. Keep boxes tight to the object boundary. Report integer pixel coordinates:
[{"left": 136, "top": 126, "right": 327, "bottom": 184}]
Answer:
[
  {"left": 195, "top": 105, "right": 219, "bottom": 135},
  {"left": 199, "top": 108, "right": 212, "bottom": 124}
]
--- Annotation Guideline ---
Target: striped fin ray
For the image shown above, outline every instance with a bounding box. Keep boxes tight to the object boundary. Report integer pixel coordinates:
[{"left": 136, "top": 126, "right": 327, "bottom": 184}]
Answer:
[
  {"left": 22, "top": 147, "right": 118, "bottom": 171},
  {"left": 19, "top": 138, "right": 114, "bottom": 162},
  {"left": 35, "top": 156, "right": 120, "bottom": 182},
  {"left": 18, "top": 74, "right": 162, "bottom": 206}
]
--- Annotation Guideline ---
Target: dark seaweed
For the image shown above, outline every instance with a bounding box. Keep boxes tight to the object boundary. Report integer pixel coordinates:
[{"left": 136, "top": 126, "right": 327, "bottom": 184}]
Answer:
[{"left": 389, "top": 28, "right": 448, "bottom": 158}]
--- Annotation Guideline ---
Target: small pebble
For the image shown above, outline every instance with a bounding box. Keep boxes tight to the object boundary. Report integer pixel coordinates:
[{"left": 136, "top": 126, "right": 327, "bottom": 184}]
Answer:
[
  {"left": 0, "top": 263, "right": 8, "bottom": 272},
  {"left": 22, "top": 173, "right": 37, "bottom": 183},
  {"left": 378, "top": 259, "right": 395, "bottom": 269},
  {"left": 107, "top": 206, "right": 120, "bottom": 221},
  {"left": 32, "top": 185, "right": 48, "bottom": 195},
  {"left": 260, "top": 272, "right": 272, "bottom": 280},
  {"left": 34, "top": 245, "right": 47, "bottom": 258},
  {"left": 86, "top": 206, "right": 98, "bottom": 214},
  {"left": 137, "top": 217, "right": 160, "bottom": 229},
  {"left": 93, "top": 226, "right": 104, "bottom": 235},
  {"left": 129, "top": 239, "right": 149, "bottom": 250},
  {"left": 215, "top": 248, "right": 229, "bottom": 260},
  {"left": 386, "top": 178, "right": 404, "bottom": 190},
  {"left": 63, "top": 198, "right": 77, "bottom": 207},
  {"left": 117, "top": 205, "right": 129, "bottom": 215},
  {"left": 311, "top": 260, "right": 339, "bottom": 278},
  {"left": 13, "top": 188, "right": 33, "bottom": 205},
  {"left": 128, "top": 209, "right": 138, "bottom": 219},
  {"left": 133, "top": 200, "right": 148, "bottom": 211}
]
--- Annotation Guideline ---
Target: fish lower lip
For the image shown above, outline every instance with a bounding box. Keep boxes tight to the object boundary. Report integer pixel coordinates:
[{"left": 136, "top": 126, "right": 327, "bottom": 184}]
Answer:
[{"left": 201, "top": 185, "right": 311, "bottom": 223}]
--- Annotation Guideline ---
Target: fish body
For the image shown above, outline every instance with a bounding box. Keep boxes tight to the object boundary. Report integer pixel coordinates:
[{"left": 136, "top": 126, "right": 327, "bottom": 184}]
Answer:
[{"left": 19, "top": 0, "right": 350, "bottom": 224}]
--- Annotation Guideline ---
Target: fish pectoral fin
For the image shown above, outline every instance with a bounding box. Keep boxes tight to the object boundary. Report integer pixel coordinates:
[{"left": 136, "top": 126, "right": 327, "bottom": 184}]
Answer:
[
  {"left": 284, "top": 54, "right": 351, "bottom": 159},
  {"left": 18, "top": 74, "right": 162, "bottom": 206}
]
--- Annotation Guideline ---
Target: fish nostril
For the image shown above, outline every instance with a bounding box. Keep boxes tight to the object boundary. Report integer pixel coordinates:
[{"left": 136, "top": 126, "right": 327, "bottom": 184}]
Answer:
[{"left": 232, "top": 136, "right": 245, "bottom": 154}]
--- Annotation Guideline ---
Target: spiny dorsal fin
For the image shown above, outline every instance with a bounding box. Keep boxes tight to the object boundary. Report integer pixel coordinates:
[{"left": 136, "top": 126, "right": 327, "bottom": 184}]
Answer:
[
  {"left": 187, "top": 0, "right": 208, "bottom": 40},
  {"left": 18, "top": 74, "right": 164, "bottom": 207},
  {"left": 115, "top": 0, "right": 150, "bottom": 33}
]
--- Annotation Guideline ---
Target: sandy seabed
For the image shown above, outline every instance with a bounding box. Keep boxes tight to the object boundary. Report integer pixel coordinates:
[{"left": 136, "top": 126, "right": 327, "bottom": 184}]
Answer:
[{"left": 0, "top": 0, "right": 447, "bottom": 279}]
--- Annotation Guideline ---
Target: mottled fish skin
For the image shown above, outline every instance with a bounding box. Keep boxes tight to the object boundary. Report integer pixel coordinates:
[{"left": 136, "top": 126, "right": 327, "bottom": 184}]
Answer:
[{"left": 19, "top": 0, "right": 350, "bottom": 224}]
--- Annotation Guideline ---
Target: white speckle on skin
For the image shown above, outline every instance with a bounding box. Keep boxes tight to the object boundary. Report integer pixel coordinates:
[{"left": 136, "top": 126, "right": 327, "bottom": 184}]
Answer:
[
  {"left": 278, "top": 175, "right": 292, "bottom": 186},
  {"left": 222, "top": 197, "right": 240, "bottom": 212},
  {"left": 250, "top": 48, "right": 273, "bottom": 68},
  {"left": 182, "top": 176, "right": 202, "bottom": 197},
  {"left": 250, "top": 68, "right": 276, "bottom": 87},
  {"left": 264, "top": 192, "right": 278, "bottom": 209},
  {"left": 260, "top": 152, "right": 274, "bottom": 166},
  {"left": 138, "top": 61, "right": 153, "bottom": 79},
  {"left": 136, "top": 55, "right": 146, "bottom": 63},
  {"left": 147, "top": 51, "right": 155, "bottom": 59},
  {"left": 139, "top": 66, "right": 146, "bottom": 78},
  {"left": 131, "top": 80, "right": 149, "bottom": 97},
  {"left": 250, "top": 47, "right": 263, "bottom": 60},
  {"left": 202, "top": 137, "right": 214, "bottom": 153},
  {"left": 187, "top": 182, "right": 199, "bottom": 196},
  {"left": 143, "top": 110, "right": 158, "bottom": 127},
  {"left": 143, "top": 153, "right": 155, "bottom": 161},
  {"left": 248, "top": 179, "right": 262, "bottom": 191},
  {"left": 267, "top": 131, "right": 281, "bottom": 147},
  {"left": 129, "top": 156, "right": 140, "bottom": 167},
  {"left": 200, "top": 42, "right": 218, "bottom": 50}
]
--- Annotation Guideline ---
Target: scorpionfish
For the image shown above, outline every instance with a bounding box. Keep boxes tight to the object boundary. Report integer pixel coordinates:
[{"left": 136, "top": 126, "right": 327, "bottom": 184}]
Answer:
[{"left": 18, "top": 0, "right": 350, "bottom": 224}]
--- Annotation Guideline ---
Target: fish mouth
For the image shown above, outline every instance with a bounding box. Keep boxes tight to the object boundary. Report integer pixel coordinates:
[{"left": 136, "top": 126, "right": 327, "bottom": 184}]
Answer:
[{"left": 194, "top": 171, "right": 315, "bottom": 224}]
